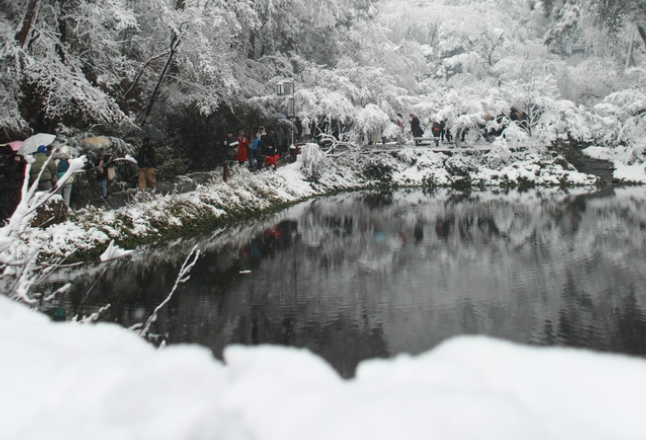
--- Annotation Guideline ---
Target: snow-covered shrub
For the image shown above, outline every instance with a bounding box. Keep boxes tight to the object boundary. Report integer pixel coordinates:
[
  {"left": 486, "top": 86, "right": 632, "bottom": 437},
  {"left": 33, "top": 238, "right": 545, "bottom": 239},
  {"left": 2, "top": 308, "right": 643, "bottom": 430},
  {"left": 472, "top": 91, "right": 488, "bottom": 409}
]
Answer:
[
  {"left": 353, "top": 104, "right": 392, "bottom": 141},
  {"left": 298, "top": 143, "right": 331, "bottom": 182},
  {"left": 619, "top": 115, "right": 646, "bottom": 148},
  {"left": 442, "top": 52, "right": 486, "bottom": 79},
  {"left": 381, "top": 122, "right": 401, "bottom": 141},
  {"left": 565, "top": 58, "right": 620, "bottom": 105}
]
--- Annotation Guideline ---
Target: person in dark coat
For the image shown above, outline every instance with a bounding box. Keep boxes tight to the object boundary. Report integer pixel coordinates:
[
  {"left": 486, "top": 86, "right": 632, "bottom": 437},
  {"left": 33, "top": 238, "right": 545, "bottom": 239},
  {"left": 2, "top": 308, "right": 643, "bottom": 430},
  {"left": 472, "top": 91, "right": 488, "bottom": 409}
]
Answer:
[
  {"left": 223, "top": 131, "right": 238, "bottom": 162},
  {"left": 409, "top": 114, "right": 424, "bottom": 144},
  {"left": 431, "top": 121, "right": 442, "bottom": 146},
  {"left": 294, "top": 116, "right": 303, "bottom": 142},
  {"left": 136, "top": 137, "right": 156, "bottom": 191},
  {"left": 262, "top": 128, "right": 280, "bottom": 170},
  {"left": 1, "top": 145, "right": 25, "bottom": 221}
]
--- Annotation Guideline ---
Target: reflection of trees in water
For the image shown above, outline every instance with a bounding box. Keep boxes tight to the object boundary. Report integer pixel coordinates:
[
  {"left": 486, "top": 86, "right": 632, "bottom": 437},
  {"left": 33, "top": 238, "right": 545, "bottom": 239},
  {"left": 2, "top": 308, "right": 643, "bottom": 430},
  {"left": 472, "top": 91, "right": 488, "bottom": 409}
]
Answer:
[
  {"left": 65, "top": 188, "right": 646, "bottom": 373},
  {"left": 552, "top": 274, "right": 646, "bottom": 356},
  {"left": 612, "top": 288, "right": 646, "bottom": 356},
  {"left": 363, "top": 191, "right": 393, "bottom": 209},
  {"left": 556, "top": 272, "right": 600, "bottom": 349}
]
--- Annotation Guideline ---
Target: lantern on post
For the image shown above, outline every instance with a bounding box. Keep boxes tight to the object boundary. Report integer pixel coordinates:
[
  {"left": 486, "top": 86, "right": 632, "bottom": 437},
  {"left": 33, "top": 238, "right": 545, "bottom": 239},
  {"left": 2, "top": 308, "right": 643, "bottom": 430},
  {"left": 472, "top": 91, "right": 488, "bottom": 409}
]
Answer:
[{"left": 275, "top": 79, "right": 296, "bottom": 147}]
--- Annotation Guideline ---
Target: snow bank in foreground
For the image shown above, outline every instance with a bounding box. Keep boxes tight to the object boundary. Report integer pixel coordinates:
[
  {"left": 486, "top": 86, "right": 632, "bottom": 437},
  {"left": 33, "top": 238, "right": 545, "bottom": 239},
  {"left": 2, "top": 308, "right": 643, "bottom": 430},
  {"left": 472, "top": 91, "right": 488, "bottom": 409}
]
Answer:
[{"left": 1, "top": 296, "right": 645, "bottom": 440}]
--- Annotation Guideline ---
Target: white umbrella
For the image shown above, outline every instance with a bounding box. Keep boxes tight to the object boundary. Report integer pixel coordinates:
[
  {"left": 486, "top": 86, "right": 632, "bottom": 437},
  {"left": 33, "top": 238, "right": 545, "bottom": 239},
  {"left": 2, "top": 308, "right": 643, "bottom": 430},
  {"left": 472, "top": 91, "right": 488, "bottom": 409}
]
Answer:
[
  {"left": 81, "top": 136, "right": 111, "bottom": 149},
  {"left": 18, "top": 133, "right": 56, "bottom": 155}
]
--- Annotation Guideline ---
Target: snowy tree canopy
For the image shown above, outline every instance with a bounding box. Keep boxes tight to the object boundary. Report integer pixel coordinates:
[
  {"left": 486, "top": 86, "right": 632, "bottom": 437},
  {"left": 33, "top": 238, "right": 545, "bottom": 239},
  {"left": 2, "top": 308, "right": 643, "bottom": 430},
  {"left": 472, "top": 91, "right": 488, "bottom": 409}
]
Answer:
[{"left": 0, "top": 0, "right": 645, "bottom": 148}]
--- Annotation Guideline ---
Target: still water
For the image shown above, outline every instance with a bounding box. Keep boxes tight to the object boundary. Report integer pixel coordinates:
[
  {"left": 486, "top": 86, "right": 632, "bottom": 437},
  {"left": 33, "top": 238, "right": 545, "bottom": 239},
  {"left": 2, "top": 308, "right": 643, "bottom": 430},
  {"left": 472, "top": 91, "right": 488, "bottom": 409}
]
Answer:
[{"left": 62, "top": 187, "right": 646, "bottom": 377}]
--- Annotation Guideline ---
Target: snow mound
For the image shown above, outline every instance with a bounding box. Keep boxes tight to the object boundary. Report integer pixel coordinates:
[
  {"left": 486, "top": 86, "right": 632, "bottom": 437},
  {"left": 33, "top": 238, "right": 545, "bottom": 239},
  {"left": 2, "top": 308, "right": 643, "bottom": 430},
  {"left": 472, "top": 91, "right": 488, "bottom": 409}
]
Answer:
[{"left": 1, "top": 296, "right": 645, "bottom": 440}]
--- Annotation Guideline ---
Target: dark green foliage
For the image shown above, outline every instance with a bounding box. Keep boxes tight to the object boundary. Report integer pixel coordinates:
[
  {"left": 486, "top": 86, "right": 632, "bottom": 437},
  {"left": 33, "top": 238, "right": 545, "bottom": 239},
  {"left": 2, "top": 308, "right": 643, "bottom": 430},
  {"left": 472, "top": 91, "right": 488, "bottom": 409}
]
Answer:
[
  {"left": 450, "top": 176, "right": 473, "bottom": 191},
  {"left": 363, "top": 191, "right": 393, "bottom": 209},
  {"left": 444, "top": 160, "right": 476, "bottom": 178},
  {"left": 559, "top": 174, "right": 571, "bottom": 189},
  {"left": 363, "top": 162, "right": 393, "bottom": 184},
  {"left": 517, "top": 176, "right": 537, "bottom": 192},
  {"left": 163, "top": 103, "right": 266, "bottom": 172},
  {"left": 422, "top": 174, "right": 438, "bottom": 190}
]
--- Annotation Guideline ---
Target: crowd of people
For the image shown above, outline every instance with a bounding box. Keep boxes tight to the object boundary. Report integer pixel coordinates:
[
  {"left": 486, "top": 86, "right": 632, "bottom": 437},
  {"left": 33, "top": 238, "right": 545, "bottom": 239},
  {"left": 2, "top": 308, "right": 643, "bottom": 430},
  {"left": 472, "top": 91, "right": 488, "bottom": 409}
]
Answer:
[
  {"left": 407, "top": 107, "right": 535, "bottom": 146},
  {"left": 1, "top": 143, "right": 73, "bottom": 221},
  {"left": 217, "top": 125, "right": 294, "bottom": 181},
  {"left": 0, "top": 137, "right": 157, "bottom": 222},
  {"left": 409, "top": 114, "right": 461, "bottom": 146},
  {"left": 0, "top": 106, "right": 536, "bottom": 222}
]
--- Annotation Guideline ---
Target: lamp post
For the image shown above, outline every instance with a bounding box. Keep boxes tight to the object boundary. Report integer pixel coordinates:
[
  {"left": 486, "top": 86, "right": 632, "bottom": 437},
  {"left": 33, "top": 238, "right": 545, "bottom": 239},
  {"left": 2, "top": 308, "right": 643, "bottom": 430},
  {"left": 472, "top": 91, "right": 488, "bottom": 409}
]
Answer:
[{"left": 275, "top": 78, "right": 295, "bottom": 147}]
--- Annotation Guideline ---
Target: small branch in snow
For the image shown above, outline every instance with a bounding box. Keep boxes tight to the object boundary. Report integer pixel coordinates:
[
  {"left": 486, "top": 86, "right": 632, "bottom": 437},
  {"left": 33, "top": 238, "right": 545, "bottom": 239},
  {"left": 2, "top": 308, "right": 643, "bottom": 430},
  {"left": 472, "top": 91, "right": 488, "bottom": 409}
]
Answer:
[
  {"left": 100, "top": 240, "right": 133, "bottom": 262},
  {"left": 136, "top": 245, "right": 200, "bottom": 339},
  {"left": 73, "top": 304, "right": 111, "bottom": 324}
]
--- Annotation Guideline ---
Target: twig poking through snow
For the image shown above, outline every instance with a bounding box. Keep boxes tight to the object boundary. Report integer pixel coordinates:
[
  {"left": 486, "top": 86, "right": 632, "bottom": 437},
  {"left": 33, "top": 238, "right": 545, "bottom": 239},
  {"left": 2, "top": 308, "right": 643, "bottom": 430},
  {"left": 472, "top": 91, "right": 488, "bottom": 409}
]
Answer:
[{"left": 137, "top": 245, "right": 200, "bottom": 339}]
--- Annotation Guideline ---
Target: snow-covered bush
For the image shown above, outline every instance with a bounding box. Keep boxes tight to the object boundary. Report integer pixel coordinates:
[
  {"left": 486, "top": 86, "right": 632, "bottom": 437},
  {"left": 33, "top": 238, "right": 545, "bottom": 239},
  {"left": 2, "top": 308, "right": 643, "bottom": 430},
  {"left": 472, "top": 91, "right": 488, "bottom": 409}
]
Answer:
[
  {"left": 353, "top": 104, "right": 392, "bottom": 142},
  {"left": 298, "top": 143, "right": 332, "bottom": 182}
]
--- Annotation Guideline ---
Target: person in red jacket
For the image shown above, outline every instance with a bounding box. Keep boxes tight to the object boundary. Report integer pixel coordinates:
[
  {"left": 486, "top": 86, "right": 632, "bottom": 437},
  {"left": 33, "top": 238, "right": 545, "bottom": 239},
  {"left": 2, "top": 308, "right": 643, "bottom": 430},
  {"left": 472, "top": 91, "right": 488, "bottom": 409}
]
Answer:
[
  {"left": 235, "top": 130, "right": 249, "bottom": 166},
  {"left": 262, "top": 128, "right": 280, "bottom": 170},
  {"left": 431, "top": 121, "right": 442, "bottom": 146}
]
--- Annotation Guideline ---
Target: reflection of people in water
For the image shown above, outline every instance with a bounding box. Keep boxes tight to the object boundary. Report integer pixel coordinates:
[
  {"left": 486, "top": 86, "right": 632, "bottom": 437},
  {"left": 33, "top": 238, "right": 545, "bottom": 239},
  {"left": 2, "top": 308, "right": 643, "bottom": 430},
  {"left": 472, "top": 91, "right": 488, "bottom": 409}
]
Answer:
[
  {"left": 243, "top": 220, "right": 299, "bottom": 262},
  {"left": 343, "top": 217, "right": 353, "bottom": 236},
  {"left": 373, "top": 218, "right": 386, "bottom": 243},
  {"left": 435, "top": 215, "right": 455, "bottom": 241},
  {"left": 414, "top": 221, "right": 424, "bottom": 246}
]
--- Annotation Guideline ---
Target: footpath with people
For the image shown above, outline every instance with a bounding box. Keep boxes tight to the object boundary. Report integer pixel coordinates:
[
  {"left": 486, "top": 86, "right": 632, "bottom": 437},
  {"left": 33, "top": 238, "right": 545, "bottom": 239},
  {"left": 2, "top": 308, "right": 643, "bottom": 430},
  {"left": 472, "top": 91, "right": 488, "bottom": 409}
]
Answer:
[{"left": 0, "top": 106, "right": 540, "bottom": 222}]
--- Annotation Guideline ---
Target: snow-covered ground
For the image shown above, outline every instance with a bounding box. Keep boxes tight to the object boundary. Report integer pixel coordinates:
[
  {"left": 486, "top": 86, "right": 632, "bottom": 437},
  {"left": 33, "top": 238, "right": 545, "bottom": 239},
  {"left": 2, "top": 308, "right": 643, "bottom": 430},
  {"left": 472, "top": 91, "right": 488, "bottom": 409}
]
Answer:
[
  {"left": 2, "top": 294, "right": 646, "bottom": 440},
  {"left": 583, "top": 145, "right": 646, "bottom": 184}
]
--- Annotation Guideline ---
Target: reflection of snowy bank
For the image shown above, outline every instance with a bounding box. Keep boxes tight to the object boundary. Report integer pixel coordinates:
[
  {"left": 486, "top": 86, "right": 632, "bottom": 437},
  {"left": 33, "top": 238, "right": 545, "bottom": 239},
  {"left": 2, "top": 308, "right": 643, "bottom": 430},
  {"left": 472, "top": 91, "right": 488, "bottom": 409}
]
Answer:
[
  {"left": 30, "top": 145, "right": 599, "bottom": 262},
  {"left": 2, "top": 294, "right": 645, "bottom": 440}
]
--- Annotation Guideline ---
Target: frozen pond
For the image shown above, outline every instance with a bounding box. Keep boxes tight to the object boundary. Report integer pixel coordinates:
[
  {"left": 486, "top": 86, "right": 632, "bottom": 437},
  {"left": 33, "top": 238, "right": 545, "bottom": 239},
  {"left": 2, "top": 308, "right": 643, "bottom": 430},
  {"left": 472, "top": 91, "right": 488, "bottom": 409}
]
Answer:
[{"left": 61, "top": 187, "right": 646, "bottom": 377}]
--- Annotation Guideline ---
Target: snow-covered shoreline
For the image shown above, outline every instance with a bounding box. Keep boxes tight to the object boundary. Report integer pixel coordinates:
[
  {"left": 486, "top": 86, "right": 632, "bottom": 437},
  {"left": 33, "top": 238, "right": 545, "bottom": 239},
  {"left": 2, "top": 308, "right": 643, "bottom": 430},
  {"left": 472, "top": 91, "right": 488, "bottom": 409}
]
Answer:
[{"left": 31, "top": 144, "right": 601, "bottom": 262}]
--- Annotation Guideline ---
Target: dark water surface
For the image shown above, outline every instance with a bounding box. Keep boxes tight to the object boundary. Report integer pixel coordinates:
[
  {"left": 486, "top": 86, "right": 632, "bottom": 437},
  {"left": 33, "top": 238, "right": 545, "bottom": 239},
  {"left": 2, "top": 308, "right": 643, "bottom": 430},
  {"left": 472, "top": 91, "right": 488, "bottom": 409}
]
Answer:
[{"left": 61, "top": 187, "right": 646, "bottom": 377}]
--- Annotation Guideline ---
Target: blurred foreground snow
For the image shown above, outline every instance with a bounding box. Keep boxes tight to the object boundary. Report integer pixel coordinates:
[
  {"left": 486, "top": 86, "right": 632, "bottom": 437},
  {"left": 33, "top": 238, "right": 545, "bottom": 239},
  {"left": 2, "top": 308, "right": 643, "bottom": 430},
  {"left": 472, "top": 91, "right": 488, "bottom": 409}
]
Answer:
[{"left": 1, "top": 295, "right": 645, "bottom": 440}]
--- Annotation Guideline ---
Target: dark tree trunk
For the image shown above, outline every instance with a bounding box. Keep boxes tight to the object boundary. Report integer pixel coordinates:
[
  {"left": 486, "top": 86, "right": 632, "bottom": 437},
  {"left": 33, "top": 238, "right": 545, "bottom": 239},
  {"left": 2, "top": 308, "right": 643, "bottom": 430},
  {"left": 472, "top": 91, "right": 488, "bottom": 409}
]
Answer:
[
  {"left": 15, "top": 0, "right": 40, "bottom": 48},
  {"left": 123, "top": 52, "right": 171, "bottom": 100},
  {"left": 56, "top": 11, "right": 67, "bottom": 63},
  {"left": 638, "top": 24, "right": 646, "bottom": 50},
  {"left": 139, "top": 0, "right": 187, "bottom": 126},
  {"left": 140, "top": 34, "right": 181, "bottom": 126}
]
